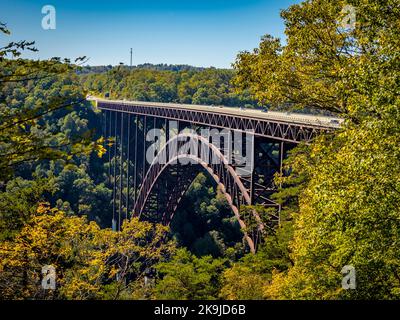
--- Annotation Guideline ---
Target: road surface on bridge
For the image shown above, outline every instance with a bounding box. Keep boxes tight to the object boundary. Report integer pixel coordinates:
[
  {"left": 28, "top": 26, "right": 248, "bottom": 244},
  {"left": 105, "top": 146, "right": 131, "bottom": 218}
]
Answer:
[{"left": 90, "top": 96, "right": 342, "bottom": 129}]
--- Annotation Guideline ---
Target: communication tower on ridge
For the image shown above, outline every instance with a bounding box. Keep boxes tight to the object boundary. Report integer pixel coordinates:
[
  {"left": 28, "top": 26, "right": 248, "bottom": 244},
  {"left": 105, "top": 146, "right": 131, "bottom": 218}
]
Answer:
[{"left": 130, "top": 48, "right": 133, "bottom": 68}]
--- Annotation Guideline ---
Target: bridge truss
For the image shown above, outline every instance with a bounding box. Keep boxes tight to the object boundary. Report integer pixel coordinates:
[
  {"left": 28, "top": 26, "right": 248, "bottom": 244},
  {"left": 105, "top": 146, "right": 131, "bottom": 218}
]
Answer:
[{"left": 98, "top": 100, "right": 331, "bottom": 252}]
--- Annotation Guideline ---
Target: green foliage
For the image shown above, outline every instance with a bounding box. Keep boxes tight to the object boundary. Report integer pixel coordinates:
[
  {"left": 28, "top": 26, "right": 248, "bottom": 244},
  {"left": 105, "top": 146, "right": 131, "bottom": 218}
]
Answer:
[
  {"left": 0, "top": 178, "right": 53, "bottom": 241},
  {"left": 81, "top": 66, "right": 257, "bottom": 107},
  {"left": 1, "top": 20, "right": 255, "bottom": 301},
  {"left": 267, "top": 116, "right": 400, "bottom": 299},
  {"left": 234, "top": 0, "right": 400, "bottom": 299},
  {"left": 220, "top": 261, "right": 266, "bottom": 300},
  {"left": 220, "top": 216, "right": 294, "bottom": 300},
  {"left": 0, "top": 23, "right": 104, "bottom": 182},
  {"left": 153, "top": 248, "right": 226, "bottom": 300},
  {"left": 0, "top": 21, "right": 111, "bottom": 231},
  {"left": 0, "top": 203, "right": 175, "bottom": 300},
  {"left": 2, "top": 0, "right": 399, "bottom": 300},
  {"left": 171, "top": 173, "right": 245, "bottom": 257}
]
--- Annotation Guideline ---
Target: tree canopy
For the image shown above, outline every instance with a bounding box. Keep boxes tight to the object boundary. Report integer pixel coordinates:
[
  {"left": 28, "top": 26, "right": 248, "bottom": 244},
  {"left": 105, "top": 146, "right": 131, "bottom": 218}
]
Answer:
[
  {"left": 1, "top": 0, "right": 399, "bottom": 300},
  {"left": 234, "top": 0, "right": 400, "bottom": 299}
]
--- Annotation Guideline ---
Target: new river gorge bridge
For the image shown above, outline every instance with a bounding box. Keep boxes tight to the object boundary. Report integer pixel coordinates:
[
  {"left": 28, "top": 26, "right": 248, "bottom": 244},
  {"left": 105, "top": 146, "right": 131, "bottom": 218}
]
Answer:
[{"left": 92, "top": 97, "right": 340, "bottom": 253}]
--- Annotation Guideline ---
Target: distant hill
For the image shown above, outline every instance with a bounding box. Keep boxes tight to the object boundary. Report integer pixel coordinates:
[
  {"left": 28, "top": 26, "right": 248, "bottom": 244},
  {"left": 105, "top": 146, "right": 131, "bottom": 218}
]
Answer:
[
  {"left": 80, "top": 66, "right": 259, "bottom": 108},
  {"left": 78, "top": 63, "right": 209, "bottom": 74}
]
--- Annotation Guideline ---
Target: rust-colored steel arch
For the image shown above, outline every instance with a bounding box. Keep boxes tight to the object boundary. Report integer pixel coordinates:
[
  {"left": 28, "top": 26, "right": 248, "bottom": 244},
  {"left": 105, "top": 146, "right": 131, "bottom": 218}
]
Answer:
[{"left": 133, "top": 133, "right": 261, "bottom": 253}]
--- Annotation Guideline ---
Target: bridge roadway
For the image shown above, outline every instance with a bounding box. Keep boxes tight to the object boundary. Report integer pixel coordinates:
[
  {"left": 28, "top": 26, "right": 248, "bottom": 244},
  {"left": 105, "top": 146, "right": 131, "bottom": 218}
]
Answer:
[
  {"left": 92, "top": 97, "right": 341, "bottom": 128},
  {"left": 92, "top": 97, "right": 341, "bottom": 143}
]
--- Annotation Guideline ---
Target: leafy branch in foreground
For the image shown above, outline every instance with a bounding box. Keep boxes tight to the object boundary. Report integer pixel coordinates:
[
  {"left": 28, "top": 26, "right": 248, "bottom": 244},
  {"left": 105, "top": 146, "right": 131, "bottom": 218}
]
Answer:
[
  {"left": 0, "top": 22, "right": 103, "bottom": 182},
  {"left": 0, "top": 203, "right": 175, "bottom": 300},
  {"left": 234, "top": 0, "right": 400, "bottom": 299}
]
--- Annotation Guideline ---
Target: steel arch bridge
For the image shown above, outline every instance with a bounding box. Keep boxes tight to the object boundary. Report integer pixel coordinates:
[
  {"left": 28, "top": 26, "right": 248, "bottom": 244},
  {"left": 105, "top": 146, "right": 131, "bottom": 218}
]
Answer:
[{"left": 94, "top": 98, "right": 339, "bottom": 252}]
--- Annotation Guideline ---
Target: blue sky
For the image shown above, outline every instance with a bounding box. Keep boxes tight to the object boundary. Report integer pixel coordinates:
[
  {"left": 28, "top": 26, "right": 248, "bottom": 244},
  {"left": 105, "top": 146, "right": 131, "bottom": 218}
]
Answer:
[{"left": 1, "top": 0, "right": 300, "bottom": 68}]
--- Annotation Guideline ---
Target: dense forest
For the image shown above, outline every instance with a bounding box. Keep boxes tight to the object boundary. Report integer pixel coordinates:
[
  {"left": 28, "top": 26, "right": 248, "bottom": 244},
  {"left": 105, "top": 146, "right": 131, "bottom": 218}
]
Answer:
[
  {"left": 0, "top": 0, "right": 399, "bottom": 300},
  {"left": 81, "top": 65, "right": 258, "bottom": 107}
]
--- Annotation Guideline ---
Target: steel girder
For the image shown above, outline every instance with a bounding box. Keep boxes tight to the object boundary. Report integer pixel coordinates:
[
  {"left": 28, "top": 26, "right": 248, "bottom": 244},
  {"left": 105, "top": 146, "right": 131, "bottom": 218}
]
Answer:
[
  {"left": 98, "top": 101, "right": 330, "bottom": 144},
  {"left": 132, "top": 133, "right": 280, "bottom": 253},
  {"left": 100, "top": 103, "right": 321, "bottom": 252}
]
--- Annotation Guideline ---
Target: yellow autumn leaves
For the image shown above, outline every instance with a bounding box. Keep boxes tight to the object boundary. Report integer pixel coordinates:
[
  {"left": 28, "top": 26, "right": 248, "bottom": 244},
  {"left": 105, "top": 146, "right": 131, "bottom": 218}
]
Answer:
[{"left": 0, "top": 203, "right": 175, "bottom": 299}]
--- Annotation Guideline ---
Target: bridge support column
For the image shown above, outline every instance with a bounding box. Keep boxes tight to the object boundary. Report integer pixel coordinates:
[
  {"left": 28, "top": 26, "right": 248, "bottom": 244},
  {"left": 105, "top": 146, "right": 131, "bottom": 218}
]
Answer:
[
  {"left": 108, "top": 110, "right": 112, "bottom": 178},
  {"left": 249, "top": 132, "right": 255, "bottom": 205},
  {"left": 279, "top": 141, "right": 284, "bottom": 186},
  {"left": 112, "top": 111, "right": 118, "bottom": 231},
  {"left": 164, "top": 119, "right": 169, "bottom": 161},
  {"left": 126, "top": 114, "right": 131, "bottom": 220},
  {"left": 102, "top": 110, "right": 107, "bottom": 156},
  {"left": 133, "top": 115, "right": 138, "bottom": 212},
  {"left": 142, "top": 116, "right": 147, "bottom": 191},
  {"left": 118, "top": 113, "right": 124, "bottom": 231}
]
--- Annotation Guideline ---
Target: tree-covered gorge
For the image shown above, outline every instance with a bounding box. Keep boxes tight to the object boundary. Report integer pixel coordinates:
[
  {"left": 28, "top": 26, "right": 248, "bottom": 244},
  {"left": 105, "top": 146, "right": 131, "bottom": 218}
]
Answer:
[{"left": 81, "top": 66, "right": 258, "bottom": 107}]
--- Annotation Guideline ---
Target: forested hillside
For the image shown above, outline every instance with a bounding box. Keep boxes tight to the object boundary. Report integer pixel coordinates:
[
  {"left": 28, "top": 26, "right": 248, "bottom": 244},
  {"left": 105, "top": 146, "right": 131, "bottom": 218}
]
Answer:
[
  {"left": 0, "top": 24, "right": 257, "bottom": 298},
  {"left": 0, "top": 0, "right": 399, "bottom": 300},
  {"left": 79, "top": 63, "right": 206, "bottom": 74},
  {"left": 80, "top": 66, "right": 258, "bottom": 107}
]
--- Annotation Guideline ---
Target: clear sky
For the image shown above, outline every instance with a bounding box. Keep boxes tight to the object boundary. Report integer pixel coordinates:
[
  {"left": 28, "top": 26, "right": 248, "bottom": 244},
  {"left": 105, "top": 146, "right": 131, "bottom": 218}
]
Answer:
[{"left": 1, "top": 0, "right": 300, "bottom": 68}]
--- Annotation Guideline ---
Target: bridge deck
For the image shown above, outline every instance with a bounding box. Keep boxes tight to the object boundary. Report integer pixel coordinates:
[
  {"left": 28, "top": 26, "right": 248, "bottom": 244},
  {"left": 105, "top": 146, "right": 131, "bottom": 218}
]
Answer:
[
  {"left": 92, "top": 97, "right": 341, "bottom": 143},
  {"left": 92, "top": 97, "right": 341, "bottom": 128}
]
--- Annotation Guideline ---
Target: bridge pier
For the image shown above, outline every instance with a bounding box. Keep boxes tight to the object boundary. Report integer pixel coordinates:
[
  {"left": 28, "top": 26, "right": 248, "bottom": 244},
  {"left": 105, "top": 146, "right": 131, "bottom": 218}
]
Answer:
[
  {"left": 126, "top": 113, "right": 131, "bottom": 220},
  {"left": 112, "top": 110, "right": 118, "bottom": 231},
  {"left": 133, "top": 115, "right": 138, "bottom": 212}
]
